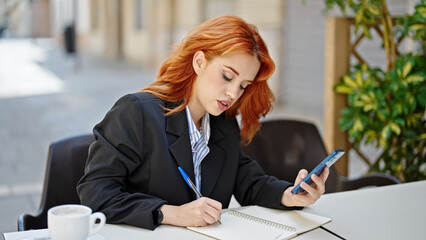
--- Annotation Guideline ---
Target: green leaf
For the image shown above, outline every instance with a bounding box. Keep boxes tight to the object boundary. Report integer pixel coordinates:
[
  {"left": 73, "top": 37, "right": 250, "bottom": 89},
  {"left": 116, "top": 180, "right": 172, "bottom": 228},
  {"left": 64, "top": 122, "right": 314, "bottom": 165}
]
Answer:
[
  {"left": 413, "top": 31, "right": 424, "bottom": 40},
  {"left": 343, "top": 75, "right": 359, "bottom": 88},
  {"left": 394, "top": 118, "right": 405, "bottom": 126},
  {"left": 416, "top": 86, "right": 426, "bottom": 107},
  {"left": 364, "top": 75, "right": 373, "bottom": 86},
  {"left": 367, "top": 4, "right": 381, "bottom": 15},
  {"left": 355, "top": 10, "right": 363, "bottom": 24},
  {"left": 377, "top": 110, "right": 387, "bottom": 121},
  {"left": 356, "top": 92, "right": 377, "bottom": 112},
  {"left": 355, "top": 70, "right": 363, "bottom": 86},
  {"left": 378, "top": 137, "right": 387, "bottom": 148},
  {"left": 339, "top": 116, "right": 354, "bottom": 131},
  {"left": 334, "top": 84, "right": 354, "bottom": 94},
  {"left": 406, "top": 74, "right": 424, "bottom": 84},
  {"left": 381, "top": 125, "right": 391, "bottom": 140},
  {"left": 402, "top": 61, "right": 413, "bottom": 78},
  {"left": 389, "top": 122, "right": 401, "bottom": 135},
  {"left": 418, "top": 11, "right": 426, "bottom": 19},
  {"left": 339, "top": 108, "right": 356, "bottom": 131},
  {"left": 365, "top": 130, "right": 377, "bottom": 143},
  {"left": 354, "top": 24, "right": 360, "bottom": 36},
  {"left": 409, "top": 95, "right": 417, "bottom": 110},
  {"left": 362, "top": 101, "right": 375, "bottom": 112},
  {"left": 393, "top": 103, "right": 403, "bottom": 115},
  {"left": 409, "top": 24, "right": 426, "bottom": 31},
  {"left": 353, "top": 117, "right": 364, "bottom": 132},
  {"left": 407, "top": 113, "right": 423, "bottom": 127},
  {"left": 388, "top": 69, "right": 399, "bottom": 81},
  {"left": 362, "top": 24, "right": 372, "bottom": 39},
  {"left": 397, "top": 69, "right": 402, "bottom": 78},
  {"left": 341, "top": 107, "right": 354, "bottom": 116},
  {"left": 360, "top": 93, "right": 370, "bottom": 102}
]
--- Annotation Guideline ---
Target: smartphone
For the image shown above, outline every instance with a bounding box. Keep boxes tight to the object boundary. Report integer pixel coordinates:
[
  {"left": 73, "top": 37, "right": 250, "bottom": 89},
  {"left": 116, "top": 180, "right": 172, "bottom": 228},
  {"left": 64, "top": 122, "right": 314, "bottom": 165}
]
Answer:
[{"left": 291, "top": 149, "right": 345, "bottom": 194}]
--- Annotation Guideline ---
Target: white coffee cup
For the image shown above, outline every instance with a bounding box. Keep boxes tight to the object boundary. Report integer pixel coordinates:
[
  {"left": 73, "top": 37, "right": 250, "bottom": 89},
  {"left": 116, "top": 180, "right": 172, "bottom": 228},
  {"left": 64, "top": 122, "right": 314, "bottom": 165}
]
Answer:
[{"left": 48, "top": 204, "right": 106, "bottom": 240}]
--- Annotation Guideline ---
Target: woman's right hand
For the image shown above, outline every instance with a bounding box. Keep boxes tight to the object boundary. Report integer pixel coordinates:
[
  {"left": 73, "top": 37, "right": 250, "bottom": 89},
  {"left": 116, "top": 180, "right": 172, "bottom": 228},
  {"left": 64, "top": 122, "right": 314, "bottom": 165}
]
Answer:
[{"left": 160, "top": 197, "right": 222, "bottom": 227}]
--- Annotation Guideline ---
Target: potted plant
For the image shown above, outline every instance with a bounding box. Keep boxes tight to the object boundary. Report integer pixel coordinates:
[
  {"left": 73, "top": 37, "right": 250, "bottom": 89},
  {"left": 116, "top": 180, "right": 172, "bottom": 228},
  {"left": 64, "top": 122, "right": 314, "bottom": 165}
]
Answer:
[{"left": 324, "top": 0, "right": 426, "bottom": 182}]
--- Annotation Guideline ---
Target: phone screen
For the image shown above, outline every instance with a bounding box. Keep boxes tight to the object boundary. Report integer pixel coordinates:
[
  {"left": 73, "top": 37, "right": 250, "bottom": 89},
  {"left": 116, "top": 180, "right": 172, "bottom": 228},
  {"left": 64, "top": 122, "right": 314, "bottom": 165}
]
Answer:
[{"left": 291, "top": 149, "right": 345, "bottom": 194}]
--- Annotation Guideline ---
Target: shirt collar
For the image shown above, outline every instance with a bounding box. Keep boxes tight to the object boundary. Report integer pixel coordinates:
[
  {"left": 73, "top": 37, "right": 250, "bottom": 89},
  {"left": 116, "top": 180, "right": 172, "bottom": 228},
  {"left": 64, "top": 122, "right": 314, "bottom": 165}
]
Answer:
[{"left": 185, "top": 106, "right": 211, "bottom": 147}]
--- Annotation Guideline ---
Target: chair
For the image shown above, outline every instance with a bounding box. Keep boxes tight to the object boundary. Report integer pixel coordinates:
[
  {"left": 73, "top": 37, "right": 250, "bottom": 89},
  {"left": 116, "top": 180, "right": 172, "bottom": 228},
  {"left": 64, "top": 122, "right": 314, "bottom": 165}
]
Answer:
[
  {"left": 18, "top": 134, "right": 94, "bottom": 231},
  {"left": 240, "top": 119, "right": 401, "bottom": 193}
]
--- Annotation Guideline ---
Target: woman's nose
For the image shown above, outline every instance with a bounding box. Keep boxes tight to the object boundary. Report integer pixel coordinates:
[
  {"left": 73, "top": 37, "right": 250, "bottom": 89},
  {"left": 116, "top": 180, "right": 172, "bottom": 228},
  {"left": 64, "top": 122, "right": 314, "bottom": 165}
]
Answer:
[{"left": 225, "top": 82, "right": 240, "bottom": 100}]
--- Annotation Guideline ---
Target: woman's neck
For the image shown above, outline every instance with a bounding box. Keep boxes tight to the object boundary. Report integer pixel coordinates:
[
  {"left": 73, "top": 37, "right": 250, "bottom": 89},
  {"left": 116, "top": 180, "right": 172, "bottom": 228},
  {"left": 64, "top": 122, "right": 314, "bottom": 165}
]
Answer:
[{"left": 187, "top": 104, "right": 205, "bottom": 130}]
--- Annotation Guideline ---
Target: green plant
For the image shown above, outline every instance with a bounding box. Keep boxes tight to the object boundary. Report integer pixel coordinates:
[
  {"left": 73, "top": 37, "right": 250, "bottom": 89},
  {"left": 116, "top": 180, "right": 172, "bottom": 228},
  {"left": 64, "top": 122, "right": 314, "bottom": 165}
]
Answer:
[{"left": 324, "top": 0, "right": 426, "bottom": 182}]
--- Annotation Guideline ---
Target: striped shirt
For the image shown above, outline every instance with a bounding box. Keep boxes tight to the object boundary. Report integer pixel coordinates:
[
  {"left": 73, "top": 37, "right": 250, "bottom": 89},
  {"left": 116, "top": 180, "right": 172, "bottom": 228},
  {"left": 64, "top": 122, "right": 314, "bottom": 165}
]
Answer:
[{"left": 185, "top": 106, "right": 211, "bottom": 195}]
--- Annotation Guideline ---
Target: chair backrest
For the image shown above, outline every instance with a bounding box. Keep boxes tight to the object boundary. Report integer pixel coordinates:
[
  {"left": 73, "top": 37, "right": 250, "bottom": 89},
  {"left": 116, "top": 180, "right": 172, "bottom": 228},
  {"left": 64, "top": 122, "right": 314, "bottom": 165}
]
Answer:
[
  {"left": 241, "top": 119, "right": 330, "bottom": 183},
  {"left": 240, "top": 119, "right": 402, "bottom": 194},
  {"left": 18, "top": 134, "right": 94, "bottom": 231}
]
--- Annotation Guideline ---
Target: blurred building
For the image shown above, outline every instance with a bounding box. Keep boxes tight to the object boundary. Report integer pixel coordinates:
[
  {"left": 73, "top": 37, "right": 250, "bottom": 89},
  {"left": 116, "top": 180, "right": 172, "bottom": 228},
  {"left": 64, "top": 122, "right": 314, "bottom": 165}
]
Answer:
[
  {"left": 80, "top": 0, "right": 285, "bottom": 101},
  {"left": 1, "top": 0, "right": 413, "bottom": 120},
  {"left": 0, "top": 0, "right": 51, "bottom": 38}
]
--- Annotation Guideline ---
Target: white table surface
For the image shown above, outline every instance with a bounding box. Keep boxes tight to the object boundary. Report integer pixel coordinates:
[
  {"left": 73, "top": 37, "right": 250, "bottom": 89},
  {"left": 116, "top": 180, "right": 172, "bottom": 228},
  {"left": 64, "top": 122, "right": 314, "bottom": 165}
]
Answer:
[
  {"left": 2, "top": 224, "right": 340, "bottom": 240},
  {"left": 4, "top": 181, "right": 424, "bottom": 240},
  {"left": 302, "top": 180, "right": 426, "bottom": 239}
]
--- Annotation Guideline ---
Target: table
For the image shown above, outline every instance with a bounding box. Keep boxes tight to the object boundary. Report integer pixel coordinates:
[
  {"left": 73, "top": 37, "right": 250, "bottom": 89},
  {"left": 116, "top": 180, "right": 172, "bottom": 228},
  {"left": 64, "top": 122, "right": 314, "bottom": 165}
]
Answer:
[
  {"left": 3, "top": 181, "right": 425, "bottom": 240},
  {"left": 2, "top": 223, "right": 339, "bottom": 240},
  {"left": 2, "top": 222, "right": 340, "bottom": 240},
  {"left": 303, "top": 180, "right": 426, "bottom": 239}
]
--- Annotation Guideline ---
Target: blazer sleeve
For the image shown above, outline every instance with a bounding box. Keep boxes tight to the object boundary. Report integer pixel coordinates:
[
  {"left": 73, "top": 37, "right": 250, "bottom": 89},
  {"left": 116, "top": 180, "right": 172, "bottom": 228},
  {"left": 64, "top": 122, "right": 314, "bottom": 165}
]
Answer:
[
  {"left": 77, "top": 94, "right": 167, "bottom": 230},
  {"left": 233, "top": 149, "right": 302, "bottom": 210}
]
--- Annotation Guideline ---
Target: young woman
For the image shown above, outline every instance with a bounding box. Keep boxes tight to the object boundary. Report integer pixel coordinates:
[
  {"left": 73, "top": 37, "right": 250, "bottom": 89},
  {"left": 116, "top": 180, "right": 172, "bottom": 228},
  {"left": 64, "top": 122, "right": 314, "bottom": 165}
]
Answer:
[{"left": 77, "top": 15, "right": 329, "bottom": 230}]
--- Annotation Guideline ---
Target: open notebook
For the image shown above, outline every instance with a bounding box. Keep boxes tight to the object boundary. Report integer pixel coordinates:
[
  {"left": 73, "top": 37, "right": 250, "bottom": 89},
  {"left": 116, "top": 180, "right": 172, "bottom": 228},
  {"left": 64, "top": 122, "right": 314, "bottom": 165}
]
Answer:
[{"left": 187, "top": 206, "right": 331, "bottom": 240}]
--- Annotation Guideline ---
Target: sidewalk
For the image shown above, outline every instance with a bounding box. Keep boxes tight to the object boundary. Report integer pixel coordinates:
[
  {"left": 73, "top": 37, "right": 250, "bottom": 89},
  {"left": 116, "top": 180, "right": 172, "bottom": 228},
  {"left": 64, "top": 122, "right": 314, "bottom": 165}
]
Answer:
[{"left": 0, "top": 38, "right": 156, "bottom": 233}]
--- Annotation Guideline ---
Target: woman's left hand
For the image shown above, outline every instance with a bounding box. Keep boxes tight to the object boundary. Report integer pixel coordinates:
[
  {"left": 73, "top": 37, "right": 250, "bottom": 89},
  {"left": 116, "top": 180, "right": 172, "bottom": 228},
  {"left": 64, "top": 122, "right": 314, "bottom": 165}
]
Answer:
[{"left": 281, "top": 166, "right": 329, "bottom": 207}]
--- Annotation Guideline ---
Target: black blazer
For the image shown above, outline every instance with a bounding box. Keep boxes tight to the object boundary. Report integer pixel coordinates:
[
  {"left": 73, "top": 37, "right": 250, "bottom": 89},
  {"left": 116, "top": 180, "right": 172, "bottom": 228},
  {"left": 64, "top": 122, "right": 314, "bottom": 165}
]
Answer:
[{"left": 77, "top": 92, "right": 295, "bottom": 230}]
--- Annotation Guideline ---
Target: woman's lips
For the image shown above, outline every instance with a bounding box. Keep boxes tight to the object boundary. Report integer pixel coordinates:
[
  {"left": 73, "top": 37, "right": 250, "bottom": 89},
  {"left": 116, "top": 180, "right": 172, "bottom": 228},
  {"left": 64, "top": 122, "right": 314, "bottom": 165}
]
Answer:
[{"left": 217, "top": 100, "right": 231, "bottom": 111}]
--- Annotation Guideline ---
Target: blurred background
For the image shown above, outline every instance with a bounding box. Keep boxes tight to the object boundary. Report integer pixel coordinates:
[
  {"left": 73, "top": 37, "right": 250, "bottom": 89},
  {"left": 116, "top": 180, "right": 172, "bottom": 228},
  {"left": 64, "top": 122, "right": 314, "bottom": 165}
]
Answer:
[{"left": 0, "top": 0, "right": 415, "bottom": 234}]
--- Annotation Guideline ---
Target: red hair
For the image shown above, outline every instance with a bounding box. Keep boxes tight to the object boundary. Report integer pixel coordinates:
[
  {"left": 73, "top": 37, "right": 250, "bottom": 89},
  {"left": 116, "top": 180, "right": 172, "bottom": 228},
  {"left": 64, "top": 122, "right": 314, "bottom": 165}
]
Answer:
[{"left": 141, "top": 15, "right": 275, "bottom": 144}]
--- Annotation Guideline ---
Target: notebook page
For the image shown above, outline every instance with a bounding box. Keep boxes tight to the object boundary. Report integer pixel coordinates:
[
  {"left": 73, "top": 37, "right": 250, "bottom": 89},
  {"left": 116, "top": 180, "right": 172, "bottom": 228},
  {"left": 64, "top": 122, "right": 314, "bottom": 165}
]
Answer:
[
  {"left": 239, "top": 206, "right": 331, "bottom": 235},
  {"left": 187, "top": 210, "right": 297, "bottom": 240}
]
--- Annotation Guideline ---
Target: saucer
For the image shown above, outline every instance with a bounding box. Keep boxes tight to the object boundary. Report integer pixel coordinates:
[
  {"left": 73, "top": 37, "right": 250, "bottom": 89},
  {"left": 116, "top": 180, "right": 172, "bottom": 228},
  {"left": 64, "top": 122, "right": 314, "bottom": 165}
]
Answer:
[{"left": 87, "top": 234, "right": 105, "bottom": 240}]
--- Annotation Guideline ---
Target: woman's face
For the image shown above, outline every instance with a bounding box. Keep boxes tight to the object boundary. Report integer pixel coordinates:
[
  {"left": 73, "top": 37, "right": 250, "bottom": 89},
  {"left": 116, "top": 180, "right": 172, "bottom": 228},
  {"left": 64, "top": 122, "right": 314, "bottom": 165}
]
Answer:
[{"left": 189, "top": 51, "right": 260, "bottom": 123}]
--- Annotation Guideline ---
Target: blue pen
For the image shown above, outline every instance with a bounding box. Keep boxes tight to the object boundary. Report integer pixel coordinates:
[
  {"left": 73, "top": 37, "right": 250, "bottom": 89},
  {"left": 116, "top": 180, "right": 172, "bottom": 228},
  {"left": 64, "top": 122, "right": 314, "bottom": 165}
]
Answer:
[
  {"left": 178, "top": 166, "right": 222, "bottom": 224},
  {"left": 178, "top": 166, "right": 203, "bottom": 198}
]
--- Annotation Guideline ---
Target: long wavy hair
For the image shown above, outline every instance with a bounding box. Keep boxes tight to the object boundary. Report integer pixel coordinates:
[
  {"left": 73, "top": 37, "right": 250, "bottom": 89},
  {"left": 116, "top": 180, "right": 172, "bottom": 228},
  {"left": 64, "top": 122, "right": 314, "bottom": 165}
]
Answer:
[{"left": 141, "top": 15, "right": 275, "bottom": 144}]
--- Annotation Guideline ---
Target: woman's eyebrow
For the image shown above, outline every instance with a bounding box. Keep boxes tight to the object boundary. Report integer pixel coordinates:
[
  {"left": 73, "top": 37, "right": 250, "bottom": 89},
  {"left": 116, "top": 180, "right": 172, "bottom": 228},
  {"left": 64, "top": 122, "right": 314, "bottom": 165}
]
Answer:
[{"left": 224, "top": 65, "right": 239, "bottom": 75}]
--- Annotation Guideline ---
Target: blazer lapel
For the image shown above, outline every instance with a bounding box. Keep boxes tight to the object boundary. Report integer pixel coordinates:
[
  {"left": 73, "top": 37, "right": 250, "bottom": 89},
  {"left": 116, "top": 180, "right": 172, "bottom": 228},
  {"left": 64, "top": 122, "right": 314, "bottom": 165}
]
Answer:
[
  {"left": 166, "top": 105, "right": 227, "bottom": 198},
  {"left": 166, "top": 105, "right": 195, "bottom": 184},
  {"left": 201, "top": 118, "right": 225, "bottom": 197}
]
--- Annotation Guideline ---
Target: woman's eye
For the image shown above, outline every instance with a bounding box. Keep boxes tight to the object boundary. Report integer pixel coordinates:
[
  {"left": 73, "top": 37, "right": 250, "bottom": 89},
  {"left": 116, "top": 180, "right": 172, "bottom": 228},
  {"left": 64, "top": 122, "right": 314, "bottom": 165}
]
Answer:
[
  {"left": 240, "top": 85, "right": 247, "bottom": 91},
  {"left": 222, "top": 73, "right": 232, "bottom": 81}
]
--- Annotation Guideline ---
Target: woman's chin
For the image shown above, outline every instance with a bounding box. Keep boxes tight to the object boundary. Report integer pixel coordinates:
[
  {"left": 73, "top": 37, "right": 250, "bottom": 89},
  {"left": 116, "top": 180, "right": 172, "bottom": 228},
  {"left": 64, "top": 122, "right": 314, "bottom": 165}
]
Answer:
[{"left": 208, "top": 108, "right": 224, "bottom": 116}]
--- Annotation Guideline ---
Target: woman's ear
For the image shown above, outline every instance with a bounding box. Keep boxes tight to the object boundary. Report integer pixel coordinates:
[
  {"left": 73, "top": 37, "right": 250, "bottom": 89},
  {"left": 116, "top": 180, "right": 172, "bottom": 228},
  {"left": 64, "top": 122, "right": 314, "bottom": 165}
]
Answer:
[{"left": 193, "top": 51, "right": 205, "bottom": 75}]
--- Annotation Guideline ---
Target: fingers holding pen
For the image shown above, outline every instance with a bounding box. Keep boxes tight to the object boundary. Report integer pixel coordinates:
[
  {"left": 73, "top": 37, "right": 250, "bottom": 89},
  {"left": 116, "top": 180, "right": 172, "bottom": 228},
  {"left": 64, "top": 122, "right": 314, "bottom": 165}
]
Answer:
[
  {"left": 185, "top": 197, "right": 222, "bottom": 226},
  {"left": 161, "top": 197, "right": 222, "bottom": 227},
  {"left": 198, "top": 197, "right": 222, "bottom": 224},
  {"left": 176, "top": 167, "right": 222, "bottom": 226}
]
